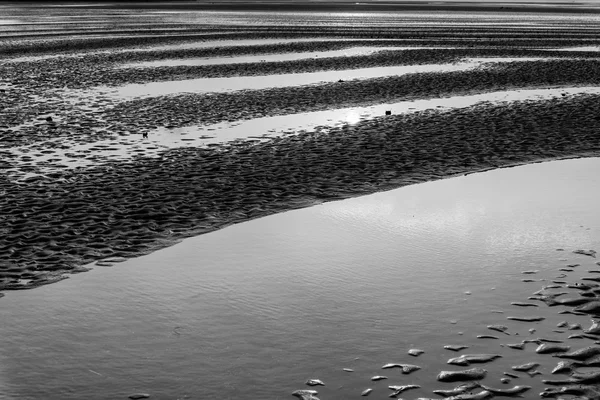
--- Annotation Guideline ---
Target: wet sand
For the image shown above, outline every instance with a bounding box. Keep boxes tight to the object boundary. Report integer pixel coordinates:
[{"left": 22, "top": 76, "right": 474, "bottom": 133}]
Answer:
[
  {"left": 3, "top": 93, "right": 600, "bottom": 289},
  {"left": 3, "top": 3, "right": 600, "bottom": 397},
  {"left": 2, "top": 3, "right": 600, "bottom": 286}
]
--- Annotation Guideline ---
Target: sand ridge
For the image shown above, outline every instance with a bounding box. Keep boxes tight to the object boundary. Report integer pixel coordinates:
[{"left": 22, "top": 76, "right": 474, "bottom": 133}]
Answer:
[
  {"left": 2, "top": 94, "right": 600, "bottom": 289},
  {"left": 2, "top": 6, "right": 600, "bottom": 291}
]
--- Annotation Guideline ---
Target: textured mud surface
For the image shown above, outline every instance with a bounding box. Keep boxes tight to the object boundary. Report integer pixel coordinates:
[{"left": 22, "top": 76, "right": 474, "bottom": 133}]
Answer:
[
  {"left": 3, "top": 6, "right": 600, "bottom": 291},
  {"left": 4, "top": 5, "right": 600, "bottom": 400},
  {"left": 2, "top": 95, "right": 600, "bottom": 288}
]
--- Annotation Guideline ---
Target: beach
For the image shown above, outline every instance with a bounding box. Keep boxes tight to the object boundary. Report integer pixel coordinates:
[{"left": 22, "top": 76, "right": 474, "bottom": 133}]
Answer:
[{"left": 2, "top": 2, "right": 600, "bottom": 399}]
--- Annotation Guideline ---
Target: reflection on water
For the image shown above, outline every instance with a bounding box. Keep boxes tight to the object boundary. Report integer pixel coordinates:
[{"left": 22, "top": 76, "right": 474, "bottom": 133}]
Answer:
[
  {"left": 148, "top": 37, "right": 359, "bottom": 51},
  {"left": 117, "top": 46, "right": 447, "bottom": 69},
  {"left": 155, "top": 85, "right": 600, "bottom": 144},
  {"left": 92, "top": 60, "right": 488, "bottom": 100},
  {"left": 553, "top": 46, "right": 600, "bottom": 52},
  {"left": 0, "top": 157, "right": 599, "bottom": 399},
  {"left": 8, "top": 86, "right": 600, "bottom": 179}
]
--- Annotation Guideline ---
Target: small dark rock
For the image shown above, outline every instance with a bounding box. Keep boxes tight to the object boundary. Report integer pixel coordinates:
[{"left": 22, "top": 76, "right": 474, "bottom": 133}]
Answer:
[{"left": 128, "top": 394, "right": 150, "bottom": 400}]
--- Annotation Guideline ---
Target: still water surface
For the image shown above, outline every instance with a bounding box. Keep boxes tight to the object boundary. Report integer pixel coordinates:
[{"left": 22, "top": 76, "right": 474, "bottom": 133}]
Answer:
[
  {"left": 1, "top": 158, "right": 599, "bottom": 399},
  {"left": 117, "top": 46, "right": 445, "bottom": 69},
  {"left": 93, "top": 61, "right": 487, "bottom": 100}
]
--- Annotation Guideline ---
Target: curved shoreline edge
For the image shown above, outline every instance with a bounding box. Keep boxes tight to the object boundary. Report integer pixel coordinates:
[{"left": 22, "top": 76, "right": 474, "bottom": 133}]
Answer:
[{"left": 2, "top": 94, "right": 600, "bottom": 293}]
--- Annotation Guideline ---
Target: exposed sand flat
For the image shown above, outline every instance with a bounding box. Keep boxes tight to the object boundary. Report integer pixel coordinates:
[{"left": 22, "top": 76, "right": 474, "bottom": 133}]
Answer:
[
  {"left": 7, "top": 86, "right": 600, "bottom": 181},
  {"left": 4, "top": 35, "right": 600, "bottom": 62},
  {"left": 0, "top": 37, "right": 369, "bottom": 62},
  {"left": 147, "top": 37, "right": 362, "bottom": 51},
  {"left": 0, "top": 29, "right": 234, "bottom": 39}
]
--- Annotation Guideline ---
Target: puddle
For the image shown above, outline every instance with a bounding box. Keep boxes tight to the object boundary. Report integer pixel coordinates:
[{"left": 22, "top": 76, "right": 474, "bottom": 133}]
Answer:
[
  {"left": 7, "top": 85, "right": 600, "bottom": 181},
  {"left": 117, "top": 46, "right": 452, "bottom": 69}
]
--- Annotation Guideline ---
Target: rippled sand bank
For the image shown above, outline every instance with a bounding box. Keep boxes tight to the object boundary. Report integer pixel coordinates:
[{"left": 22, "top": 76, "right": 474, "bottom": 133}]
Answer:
[
  {"left": 2, "top": 3, "right": 600, "bottom": 291},
  {"left": 3, "top": 93, "right": 600, "bottom": 289}
]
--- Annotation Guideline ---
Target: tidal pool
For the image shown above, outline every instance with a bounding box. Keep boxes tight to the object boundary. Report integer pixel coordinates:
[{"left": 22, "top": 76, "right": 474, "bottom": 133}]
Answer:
[{"left": 0, "top": 157, "right": 599, "bottom": 400}]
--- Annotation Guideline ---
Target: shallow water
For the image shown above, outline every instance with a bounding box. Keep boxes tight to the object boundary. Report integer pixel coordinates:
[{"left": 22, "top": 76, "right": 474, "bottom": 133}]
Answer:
[
  {"left": 147, "top": 85, "right": 600, "bottom": 143},
  {"left": 88, "top": 60, "right": 492, "bottom": 100},
  {"left": 553, "top": 46, "right": 600, "bottom": 52},
  {"left": 147, "top": 37, "right": 360, "bottom": 51},
  {"left": 0, "top": 157, "right": 599, "bottom": 400},
  {"left": 0, "top": 19, "right": 19, "bottom": 25},
  {"left": 4, "top": 38, "right": 371, "bottom": 64},
  {"left": 83, "top": 56, "right": 573, "bottom": 101},
  {"left": 117, "top": 46, "right": 446, "bottom": 69}
]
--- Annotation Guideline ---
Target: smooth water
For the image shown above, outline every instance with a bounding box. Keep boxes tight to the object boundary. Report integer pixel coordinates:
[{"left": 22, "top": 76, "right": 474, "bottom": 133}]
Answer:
[
  {"left": 81, "top": 56, "right": 568, "bottom": 101},
  {"left": 88, "top": 59, "right": 498, "bottom": 100},
  {"left": 117, "top": 46, "right": 447, "bottom": 69},
  {"left": 1, "top": 157, "right": 599, "bottom": 400}
]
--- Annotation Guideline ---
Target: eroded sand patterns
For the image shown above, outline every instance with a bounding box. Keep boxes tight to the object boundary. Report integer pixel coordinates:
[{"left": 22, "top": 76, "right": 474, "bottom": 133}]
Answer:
[
  {"left": 4, "top": 3, "right": 600, "bottom": 399},
  {"left": 289, "top": 248, "right": 600, "bottom": 399},
  {"left": 4, "top": 89, "right": 600, "bottom": 288}
]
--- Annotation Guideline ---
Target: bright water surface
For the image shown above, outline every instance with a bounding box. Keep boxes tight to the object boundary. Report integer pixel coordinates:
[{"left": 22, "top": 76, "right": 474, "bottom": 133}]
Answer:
[
  {"left": 88, "top": 59, "right": 515, "bottom": 100},
  {"left": 1, "top": 158, "right": 599, "bottom": 400},
  {"left": 117, "top": 46, "right": 446, "bottom": 69}
]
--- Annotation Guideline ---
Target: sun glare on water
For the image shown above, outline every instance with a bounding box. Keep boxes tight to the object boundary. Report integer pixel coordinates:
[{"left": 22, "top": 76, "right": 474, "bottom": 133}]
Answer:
[{"left": 345, "top": 111, "right": 361, "bottom": 125}]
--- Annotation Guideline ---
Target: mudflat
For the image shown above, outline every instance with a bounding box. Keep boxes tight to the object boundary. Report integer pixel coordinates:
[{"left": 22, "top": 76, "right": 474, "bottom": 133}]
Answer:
[
  {"left": 2, "top": 2, "right": 600, "bottom": 289},
  {"left": 2, "top": 6, "right": 600, "bottom": 397}
]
